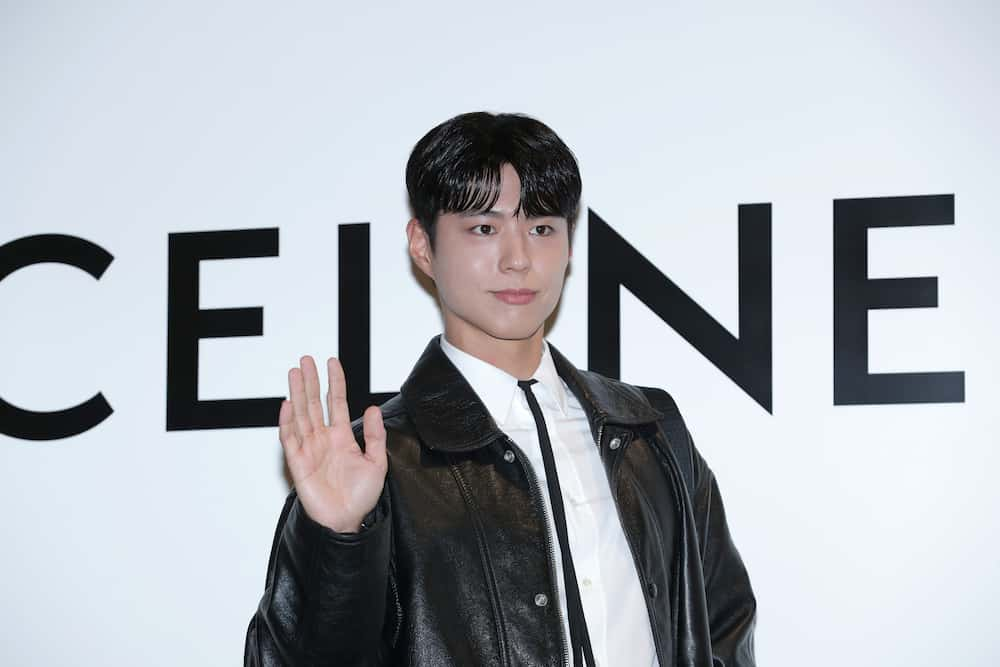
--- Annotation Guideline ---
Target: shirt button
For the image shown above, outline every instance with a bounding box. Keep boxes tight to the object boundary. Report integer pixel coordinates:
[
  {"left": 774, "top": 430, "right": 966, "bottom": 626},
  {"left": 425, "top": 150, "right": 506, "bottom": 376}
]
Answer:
[
  {"left": 609, "top": 436, "right": 622, "bottom": 450},
  {"left": 534, "top": 593, "right": 548, "bottom": 607},
  {"left": 503, "top": 449, "right": 515, "bottom": 463},
  {"left": 582, "top": 577, "right": 592, "bottom": 588}
]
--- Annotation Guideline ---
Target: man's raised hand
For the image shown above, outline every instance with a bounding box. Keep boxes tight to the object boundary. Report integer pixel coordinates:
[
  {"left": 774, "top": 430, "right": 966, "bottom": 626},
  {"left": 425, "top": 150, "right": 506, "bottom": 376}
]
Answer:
[{"left": 279, "top": 355, "right": 387, "bottom": 533}]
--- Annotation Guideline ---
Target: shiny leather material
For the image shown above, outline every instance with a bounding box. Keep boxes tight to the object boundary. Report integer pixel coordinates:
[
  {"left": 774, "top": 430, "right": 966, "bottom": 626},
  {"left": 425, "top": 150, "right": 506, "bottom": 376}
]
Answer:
[{"left": 245, "top": 336, "right": 756, "bottom": 666}]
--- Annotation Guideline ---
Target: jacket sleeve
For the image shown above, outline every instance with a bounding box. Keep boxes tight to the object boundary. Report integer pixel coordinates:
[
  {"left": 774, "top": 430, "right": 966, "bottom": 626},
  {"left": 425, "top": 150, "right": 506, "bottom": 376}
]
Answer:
[
  {"left": 688, "top": 432, "right": 757, "bottom": 667},
  {"left": 244, "top": 486, "right": 396, "bottom": 666}
]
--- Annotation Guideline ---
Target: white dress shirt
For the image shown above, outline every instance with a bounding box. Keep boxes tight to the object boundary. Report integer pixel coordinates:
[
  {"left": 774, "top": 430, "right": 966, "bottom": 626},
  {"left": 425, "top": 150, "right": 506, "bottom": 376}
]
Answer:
[{"left": 439, "top": 336, "right": 659, "bottom": 667}]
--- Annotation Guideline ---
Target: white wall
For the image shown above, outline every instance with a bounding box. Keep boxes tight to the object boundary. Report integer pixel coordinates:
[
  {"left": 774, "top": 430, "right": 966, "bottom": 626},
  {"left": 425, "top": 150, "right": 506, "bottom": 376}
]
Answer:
[{"left": 2, "top": 1, "right": 997, "bottom": 664}]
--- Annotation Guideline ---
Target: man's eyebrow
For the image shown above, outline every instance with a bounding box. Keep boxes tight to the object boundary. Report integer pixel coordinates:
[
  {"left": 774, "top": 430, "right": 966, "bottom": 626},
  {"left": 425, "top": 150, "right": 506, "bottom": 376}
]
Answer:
[{"left": 458, "top": 210, "right": 506, "bottom": 218}]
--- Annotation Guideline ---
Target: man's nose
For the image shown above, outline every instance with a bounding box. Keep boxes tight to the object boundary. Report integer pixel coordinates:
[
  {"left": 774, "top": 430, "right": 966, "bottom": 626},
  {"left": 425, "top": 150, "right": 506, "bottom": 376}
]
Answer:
[{"left": 499, "top": 227, "right": 531, "bottom": 272}]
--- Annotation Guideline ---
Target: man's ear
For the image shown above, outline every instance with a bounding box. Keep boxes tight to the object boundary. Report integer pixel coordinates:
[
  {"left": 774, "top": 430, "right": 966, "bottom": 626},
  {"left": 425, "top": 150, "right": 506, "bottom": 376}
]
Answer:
[{"left": 406, "top": 218, "right": 435, "bottom": 280}]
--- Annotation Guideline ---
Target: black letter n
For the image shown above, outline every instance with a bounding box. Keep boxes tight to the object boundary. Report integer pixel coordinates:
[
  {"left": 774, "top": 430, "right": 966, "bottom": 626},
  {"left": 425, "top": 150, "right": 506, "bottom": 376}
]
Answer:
[{"left": 588, "top": 206, "right": 772, "bottom": 412}]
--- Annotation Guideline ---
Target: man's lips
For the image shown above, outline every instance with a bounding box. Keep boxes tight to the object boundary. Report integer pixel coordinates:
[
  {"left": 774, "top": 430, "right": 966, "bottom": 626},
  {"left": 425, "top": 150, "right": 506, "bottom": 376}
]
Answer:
[{"left": 491, "top": 289, "right": 538, "bottom": 305}]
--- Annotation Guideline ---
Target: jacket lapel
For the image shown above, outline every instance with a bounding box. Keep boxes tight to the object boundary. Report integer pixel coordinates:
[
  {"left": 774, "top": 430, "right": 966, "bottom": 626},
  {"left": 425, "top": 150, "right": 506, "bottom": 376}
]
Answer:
[{"left": 399, "top": 335, "right": 664, "bottom": 452}]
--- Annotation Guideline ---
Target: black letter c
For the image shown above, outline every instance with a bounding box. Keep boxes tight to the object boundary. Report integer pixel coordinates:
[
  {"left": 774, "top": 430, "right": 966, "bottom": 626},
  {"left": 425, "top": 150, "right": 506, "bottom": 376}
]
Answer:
[{"left": 0, "top": 234, "right": 114, "bottom": 440}]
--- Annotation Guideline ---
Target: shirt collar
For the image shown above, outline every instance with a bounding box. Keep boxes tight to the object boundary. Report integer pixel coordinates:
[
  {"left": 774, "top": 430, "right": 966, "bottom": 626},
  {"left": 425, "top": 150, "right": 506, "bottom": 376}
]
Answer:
[
  {"left": 438, "top": 335, "right": 569, "bottom": 427},
  {"left": 532, "top": 341, "right": 570, "bottom": 416},
  {"left": 399, "top": 335, "right": 664, "bottom": 453}
]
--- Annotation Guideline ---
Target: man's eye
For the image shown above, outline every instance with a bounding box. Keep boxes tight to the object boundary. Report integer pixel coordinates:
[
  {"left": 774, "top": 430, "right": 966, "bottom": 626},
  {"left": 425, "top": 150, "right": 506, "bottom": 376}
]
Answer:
[
  {"left": 531, "top": 224, "right": 554, "bottom": 236},
  {"left": 470, "top": 224, "right": 495, "bottom": 235}
]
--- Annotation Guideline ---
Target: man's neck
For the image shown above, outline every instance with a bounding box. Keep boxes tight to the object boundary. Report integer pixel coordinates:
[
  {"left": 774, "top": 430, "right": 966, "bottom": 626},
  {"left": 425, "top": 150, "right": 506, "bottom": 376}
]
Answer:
[{"left": 442, "top": 327, "right": 545, "bottom": 381}]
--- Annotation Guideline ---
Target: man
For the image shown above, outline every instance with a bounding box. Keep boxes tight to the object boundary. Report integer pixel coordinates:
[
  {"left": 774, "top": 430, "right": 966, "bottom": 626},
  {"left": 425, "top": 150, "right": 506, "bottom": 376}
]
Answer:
[{"left": 245, "top": 112, "right": 756, "bottom": 666}]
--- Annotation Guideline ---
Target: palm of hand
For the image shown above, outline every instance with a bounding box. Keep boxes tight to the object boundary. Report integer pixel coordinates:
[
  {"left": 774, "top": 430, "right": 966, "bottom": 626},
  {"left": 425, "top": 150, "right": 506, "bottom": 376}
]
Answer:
[{"left": 280, "top": 355, "right": 387, "bottom": 533}]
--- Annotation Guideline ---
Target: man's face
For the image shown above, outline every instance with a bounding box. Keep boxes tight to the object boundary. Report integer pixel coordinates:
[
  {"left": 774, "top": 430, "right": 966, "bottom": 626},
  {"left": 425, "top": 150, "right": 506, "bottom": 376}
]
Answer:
[{"left": 408, "top": 163, "right": 571, "bottom": 350}]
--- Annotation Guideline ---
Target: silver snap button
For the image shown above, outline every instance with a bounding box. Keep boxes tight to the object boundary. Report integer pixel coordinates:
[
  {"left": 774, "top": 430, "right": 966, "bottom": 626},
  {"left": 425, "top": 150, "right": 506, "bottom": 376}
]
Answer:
[
  {"left": 534, "top": 593, "right": 548, "bottom": 607},
  {"left": 503, "top": 449, "right": 515, "bottom": 463},
  {"left": 609, "top": 436, "right": 622, "bottom": 450}
]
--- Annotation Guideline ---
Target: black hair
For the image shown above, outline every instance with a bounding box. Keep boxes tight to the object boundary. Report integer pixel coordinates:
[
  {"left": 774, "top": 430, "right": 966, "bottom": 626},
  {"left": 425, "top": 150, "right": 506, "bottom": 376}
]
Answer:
[{"left": 405, "top": 112, "right": 582, "bottom": 248}]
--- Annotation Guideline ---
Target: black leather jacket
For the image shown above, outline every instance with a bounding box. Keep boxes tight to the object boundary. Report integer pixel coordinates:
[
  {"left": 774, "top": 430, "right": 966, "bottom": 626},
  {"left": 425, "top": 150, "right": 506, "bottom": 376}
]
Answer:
[{"left": 245, "top": 336, "right": 756, "bottom": 666}]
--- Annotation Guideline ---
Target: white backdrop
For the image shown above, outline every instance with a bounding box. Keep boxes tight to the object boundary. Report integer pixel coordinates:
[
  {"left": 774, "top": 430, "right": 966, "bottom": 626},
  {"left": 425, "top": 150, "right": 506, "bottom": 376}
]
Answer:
[{"left": 2, "top": 1, "right": 998, "bottom": 665}]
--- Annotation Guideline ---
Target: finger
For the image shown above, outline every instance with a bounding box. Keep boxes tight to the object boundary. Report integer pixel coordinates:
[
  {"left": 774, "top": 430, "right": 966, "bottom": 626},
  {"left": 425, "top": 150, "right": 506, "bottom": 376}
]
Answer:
[
  {"left": 362, "top": 405, "right": 387, "bottom": 466},
  {"left": 300, "top": 355, "right": 327, "bottom": 429},
  {"left": 277, "top": 399, "right": 299, "bottom": 455},
  {"left": 288, "top": 365, "right": 313, "bottom": 439},
  {"left": 327, "top": 357, "right": 351, "bottom": 426}
]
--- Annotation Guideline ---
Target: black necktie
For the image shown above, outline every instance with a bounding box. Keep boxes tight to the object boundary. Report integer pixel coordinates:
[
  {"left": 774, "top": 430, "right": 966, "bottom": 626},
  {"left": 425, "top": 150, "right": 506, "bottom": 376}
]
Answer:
[{"left": 517, "top": 379, "right": 596, "bottom": 667}]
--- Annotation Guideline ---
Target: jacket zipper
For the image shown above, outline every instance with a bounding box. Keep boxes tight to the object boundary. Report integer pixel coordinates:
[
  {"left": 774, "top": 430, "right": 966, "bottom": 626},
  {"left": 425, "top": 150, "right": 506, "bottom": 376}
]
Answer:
[
  {"left": 502, "top": 434, "right": 571, "bottom": 667},
  {"left": 607, "top": 430, "right": 670, "bottom": 667},
  {"left": 450, "top": 461, "right": 511, "bottom": 667},
  {"left": 387, "top": 558, "right": 403, "bottom": 649}
]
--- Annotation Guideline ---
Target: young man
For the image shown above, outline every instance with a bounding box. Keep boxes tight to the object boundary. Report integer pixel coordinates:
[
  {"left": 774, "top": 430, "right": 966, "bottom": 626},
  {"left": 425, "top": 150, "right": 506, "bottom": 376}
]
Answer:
[{"left": 245, "top": 112, "right": 756, "bottom": 666}]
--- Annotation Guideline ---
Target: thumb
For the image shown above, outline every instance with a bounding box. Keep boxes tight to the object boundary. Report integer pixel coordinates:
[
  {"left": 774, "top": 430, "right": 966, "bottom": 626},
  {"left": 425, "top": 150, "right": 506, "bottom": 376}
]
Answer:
[{"left": 362, "top": 405, "right": 387, "bottom": 466}]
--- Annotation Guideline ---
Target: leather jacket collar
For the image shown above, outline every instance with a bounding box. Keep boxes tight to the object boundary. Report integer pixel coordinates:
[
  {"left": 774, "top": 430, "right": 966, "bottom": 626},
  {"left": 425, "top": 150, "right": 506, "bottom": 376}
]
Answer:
[{"left": 399, "top": 335, "right": 664, "bottom": 453}]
